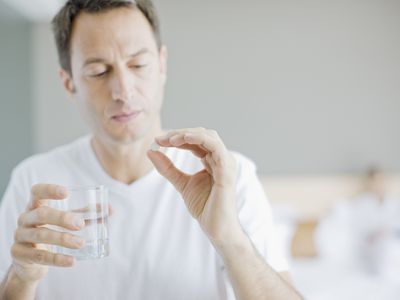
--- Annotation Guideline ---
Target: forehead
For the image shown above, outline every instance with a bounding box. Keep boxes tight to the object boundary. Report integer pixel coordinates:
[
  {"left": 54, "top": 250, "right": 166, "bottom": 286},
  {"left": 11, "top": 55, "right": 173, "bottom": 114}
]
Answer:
[{"left": 70, "top": 7, "right": 157, "bottom": 60}]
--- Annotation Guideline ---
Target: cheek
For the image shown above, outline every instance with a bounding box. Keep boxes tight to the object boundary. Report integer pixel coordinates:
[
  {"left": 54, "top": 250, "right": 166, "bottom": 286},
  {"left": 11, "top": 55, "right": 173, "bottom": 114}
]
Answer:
[
  {"left": 138, "top": 76, "right": 163, "bottom": 110},
  {"left": 76, "top": 86, "right": 108, "bottom": 121}
]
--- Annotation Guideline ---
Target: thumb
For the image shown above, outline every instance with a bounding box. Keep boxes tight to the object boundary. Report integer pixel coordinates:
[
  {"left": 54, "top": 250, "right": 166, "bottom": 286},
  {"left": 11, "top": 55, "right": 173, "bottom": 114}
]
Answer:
[{"left": 147, "top": 149, "right": 189, "bottom": 193}]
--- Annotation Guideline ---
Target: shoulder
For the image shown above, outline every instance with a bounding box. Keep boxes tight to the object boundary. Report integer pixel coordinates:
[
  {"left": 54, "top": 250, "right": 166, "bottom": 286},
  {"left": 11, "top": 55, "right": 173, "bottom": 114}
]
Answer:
[
  {"left": 230, "top": 151, "right": 262, "bottom": 194},
  {"left": 231, "top": 150, "right": 257, "bottom": 175}
]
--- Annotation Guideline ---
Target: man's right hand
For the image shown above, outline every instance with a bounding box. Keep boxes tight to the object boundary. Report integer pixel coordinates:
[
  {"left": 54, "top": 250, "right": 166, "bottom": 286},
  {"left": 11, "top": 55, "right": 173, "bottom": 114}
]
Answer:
[{"left": 10, "top": 184, "right": 85, "bottom": 284}]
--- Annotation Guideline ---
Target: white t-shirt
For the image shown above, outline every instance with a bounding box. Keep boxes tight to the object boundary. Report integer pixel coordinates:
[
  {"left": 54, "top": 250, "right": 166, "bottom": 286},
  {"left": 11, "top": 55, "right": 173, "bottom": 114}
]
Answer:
[{"left": 0, "top": 135, "right": 288, "bottom": 300}]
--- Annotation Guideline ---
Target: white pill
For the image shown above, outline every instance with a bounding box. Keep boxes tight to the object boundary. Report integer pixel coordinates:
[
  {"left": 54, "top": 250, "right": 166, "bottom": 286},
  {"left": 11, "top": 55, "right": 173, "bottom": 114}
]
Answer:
[{"left": 150, "top": 142, "right": 161, "bottom": 152}]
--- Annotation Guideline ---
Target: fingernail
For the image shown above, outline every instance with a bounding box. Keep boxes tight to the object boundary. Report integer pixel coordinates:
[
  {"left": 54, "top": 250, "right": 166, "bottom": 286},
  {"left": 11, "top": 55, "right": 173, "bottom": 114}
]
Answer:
[
  {"left": 71, "top": 236, "right": 85, "bottom": 247},
  {"left": 72, "top": 216, "right": 84, "bottom": 228},
  {"left": 150, "top": 142, "right": 161, "bottom": 152},
  {"left": 64, "top": 256, "right": 75, "bottom": 266},
  {"left": 57, "top": 187, "right": 67, "bottom": 197}
]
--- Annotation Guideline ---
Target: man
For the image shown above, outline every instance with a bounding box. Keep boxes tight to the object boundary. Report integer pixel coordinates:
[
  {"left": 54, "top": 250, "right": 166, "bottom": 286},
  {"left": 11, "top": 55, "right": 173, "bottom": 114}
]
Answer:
[{"left": 0, "top": 1, "right": 302, "bottom": 299}]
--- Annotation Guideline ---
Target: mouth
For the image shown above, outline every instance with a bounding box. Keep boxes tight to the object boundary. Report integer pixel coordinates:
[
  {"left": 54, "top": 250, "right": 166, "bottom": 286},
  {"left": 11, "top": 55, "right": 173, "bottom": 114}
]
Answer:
[{"left": 111, "top": 110, "right": 142, "bottom": 123}]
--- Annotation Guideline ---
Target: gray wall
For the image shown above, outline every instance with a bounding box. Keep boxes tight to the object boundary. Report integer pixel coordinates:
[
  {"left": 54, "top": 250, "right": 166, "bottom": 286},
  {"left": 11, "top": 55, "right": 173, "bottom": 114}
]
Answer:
[
  {"left": 32, "top": 24, "right": 89, "bottom": 152},
  {"left": 155, "top": 0, "right": 400, "bottom": 174},
  {"left": 2, "top": 0, "right": 399, "bottom": 196},
  {"left": 0, "top": 16, "right": 33, "bottom": 195}
]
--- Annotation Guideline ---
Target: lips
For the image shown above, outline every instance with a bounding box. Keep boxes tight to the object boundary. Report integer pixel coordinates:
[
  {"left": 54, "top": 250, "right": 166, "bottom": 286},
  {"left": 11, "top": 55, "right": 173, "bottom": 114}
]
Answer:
[{"left": 111, "top": 111, "right": 142, "bottom": 123}]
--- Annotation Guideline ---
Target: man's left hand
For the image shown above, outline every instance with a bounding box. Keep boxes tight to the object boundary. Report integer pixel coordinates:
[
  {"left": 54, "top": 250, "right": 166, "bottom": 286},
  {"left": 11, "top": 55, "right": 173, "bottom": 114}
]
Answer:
[{"left": 147, "top": 128, "right": 243, "bottom": 246}]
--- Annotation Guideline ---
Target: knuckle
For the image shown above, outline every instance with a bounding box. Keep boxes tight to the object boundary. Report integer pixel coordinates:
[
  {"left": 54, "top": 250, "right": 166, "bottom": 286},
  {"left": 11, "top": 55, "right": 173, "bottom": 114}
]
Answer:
[
  {"left": 60, "top": 233, "right": 70, "bottom": 245},
  {"left": 61, "top": 212, "right": 73, "bottom": 225},
  {"left": 209, "top": 129, "right": 219, "bottom": 137},
  {"left": 17, "top": 213, "right": 26, "bottom": 227},
  {"left": 14, "top": 228, "right": 23, "bottom": 242},
  {"left": 32, "top": 229, "right": 43, "bottom": 243},
  {"left": 34, "top": 251, "right": 47, "bottom": 264},
  {"left": 31, "top": 183, "right": 40, "bottom": 194},
  {"left": 215, "top": 154, "right": 227, "bottom": 167},
  {"left": 46, "top": 184, "right": 58, "bottom": 197},
  {"left": 11, "top": 244, "right": 19, "bottom": 258},
  {"left": 31, "top": 183, "right": 44, "bottom": 199},
  {"left": 36, "top": 206, "right": 49, "bottom": 221},
  {"left": 198, "top": 132, "right": 206, "bottom": 139},
  {"left": 53, "top": 254, "right": 62, "bottom": 266}
]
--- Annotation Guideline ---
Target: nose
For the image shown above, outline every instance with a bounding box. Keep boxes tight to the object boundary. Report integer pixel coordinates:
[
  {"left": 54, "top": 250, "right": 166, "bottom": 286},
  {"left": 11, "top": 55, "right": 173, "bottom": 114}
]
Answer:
[{"left": 110, "top": 68, "right": 134, "bottom": 103}]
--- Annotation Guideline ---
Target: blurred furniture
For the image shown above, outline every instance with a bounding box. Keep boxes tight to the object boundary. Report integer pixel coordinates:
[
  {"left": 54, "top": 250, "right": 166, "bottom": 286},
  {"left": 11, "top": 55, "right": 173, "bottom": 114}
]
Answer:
[
  {"left": 260, "top": 174, "right": 400, "bottom": 299},
  {"left": 261, "top": 174, "right": 400, "bottom": 220},
  {"left": 290, "top": 219, "right": 319, "bottom": 258},
  {"left": 261, "top": 174, "right": 400, "bottom": 258}
]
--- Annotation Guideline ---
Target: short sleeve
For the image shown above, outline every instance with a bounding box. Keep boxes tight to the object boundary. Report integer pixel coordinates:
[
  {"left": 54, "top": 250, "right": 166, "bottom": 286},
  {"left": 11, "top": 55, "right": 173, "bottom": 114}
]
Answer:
[
  {"left": 233, "top": 152, "right": 289, "bottom": 273},
  {"left": 0, "top": 168, "right": 30, "bottom": 279}
]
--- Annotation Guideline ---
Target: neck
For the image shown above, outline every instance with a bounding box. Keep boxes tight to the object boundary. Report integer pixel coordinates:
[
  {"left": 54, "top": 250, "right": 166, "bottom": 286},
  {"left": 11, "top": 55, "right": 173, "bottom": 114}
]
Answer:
[{"left": 91, "top": 121, "right": 165, "bottom": 185}]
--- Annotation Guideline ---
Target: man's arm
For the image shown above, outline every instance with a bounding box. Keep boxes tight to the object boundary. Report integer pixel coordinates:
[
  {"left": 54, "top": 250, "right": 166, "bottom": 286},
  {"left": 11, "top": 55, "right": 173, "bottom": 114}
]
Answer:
[
  {"left": 148, "top": 128, "right": 303, "bottom": 300},
  {"left": 0, "top": 266, "right": 39, "bottom": 300},
  {"left": 213, "top": 230, "right": 303, "bottom": 300}
]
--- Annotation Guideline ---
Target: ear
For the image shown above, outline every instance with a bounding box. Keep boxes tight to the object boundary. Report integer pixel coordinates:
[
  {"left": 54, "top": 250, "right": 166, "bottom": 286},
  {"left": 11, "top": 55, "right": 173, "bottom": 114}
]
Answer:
[
  {"left": 59, "top": 68, "right": 76, "bottom": 96},
  {"left": 159, "top": 45, "right": 168, "bottom": 82}
]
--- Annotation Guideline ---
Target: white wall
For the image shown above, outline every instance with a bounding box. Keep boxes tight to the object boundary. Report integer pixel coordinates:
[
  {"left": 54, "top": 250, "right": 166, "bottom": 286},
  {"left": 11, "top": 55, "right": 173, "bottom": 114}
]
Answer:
[{"left": 32, "top": 0, "right": 400, "bottom": 174}]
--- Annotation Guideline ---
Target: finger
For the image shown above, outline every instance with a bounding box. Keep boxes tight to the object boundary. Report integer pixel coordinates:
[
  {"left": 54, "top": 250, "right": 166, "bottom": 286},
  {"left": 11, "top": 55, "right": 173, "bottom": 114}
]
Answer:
[
  {"left": 204, "top": 153, "right": 217, "bottom": 170},
  {"left": 160, "top": 136, "right": 208, "bottom": 158},
  {"left": 18, "top": 206, "right": 85, "bottom": 230},
  {"left": 11, "top": 243, "right": 74, "bottom": 267},
  {"left": 169, "top": 133, "right": 188, "bottom": 147},
  {"left": 147, "top": 149, "right": 189, "bottom": 193},
  {"left": 182, "top": 132, "right": 222, "bottom": 154},
  {"left": 155, "top": 128, "right": 208, "bottom": 147},
  {"left": 201, "top": 156, "right": 212, "bottom": 174},
  {"left": 155, "top": 130, "right": 210, "bottom": 153},
  {"left": 158, "top": 129, "right": 224, "bottom": 154},
  {"left": 156, "top": 127, "right": 206, "bottom": 141},
  {"left": 15, "top": 227, "right": 85, "bottom": 249},
  {"left": 30, "top": 184, "right": 68, "bottom": 209},
  {"left": 169, "top": 134, "right": 210, "bottom": 155},
  {"left": 157, "top": 141, "right": 208, "bottom": 158}
]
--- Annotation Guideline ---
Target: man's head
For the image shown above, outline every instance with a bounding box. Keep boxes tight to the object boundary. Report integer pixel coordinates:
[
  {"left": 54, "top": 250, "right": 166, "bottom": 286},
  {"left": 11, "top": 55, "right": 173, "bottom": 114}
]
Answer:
[{"left": 52, "top": 0, "right": 167, "bottom": 144}]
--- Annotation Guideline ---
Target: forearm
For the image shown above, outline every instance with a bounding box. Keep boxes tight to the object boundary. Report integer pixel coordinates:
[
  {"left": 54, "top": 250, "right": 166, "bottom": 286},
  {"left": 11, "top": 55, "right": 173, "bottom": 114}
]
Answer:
[
  {"left": 0, "top": 266, "right": 38, "bottom": 300},
  {"left": 214, "top": 232, "right": 303, "bottom": 300}
]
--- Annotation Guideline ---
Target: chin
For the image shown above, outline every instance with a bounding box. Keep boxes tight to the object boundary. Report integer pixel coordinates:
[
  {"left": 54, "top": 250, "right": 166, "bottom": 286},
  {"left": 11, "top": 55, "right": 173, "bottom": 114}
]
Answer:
[
  {"left": 93, "top": 112, "right": 158, "bottom": 145},
  {"left": 105, "top": 124, "right": 152, "bottom": 145}
]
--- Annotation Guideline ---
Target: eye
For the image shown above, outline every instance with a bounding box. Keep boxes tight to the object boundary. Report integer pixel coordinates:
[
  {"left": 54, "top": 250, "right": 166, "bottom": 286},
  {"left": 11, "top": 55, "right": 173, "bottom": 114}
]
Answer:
[
  {"left": 133, "top": 64, "right": 148, "bottom": 69},
  {"left": 85, "top": 65, "right": 109, "bottom": 78},
  {"left": 91, "top": 70, "right": 108, "bottom": 78}
]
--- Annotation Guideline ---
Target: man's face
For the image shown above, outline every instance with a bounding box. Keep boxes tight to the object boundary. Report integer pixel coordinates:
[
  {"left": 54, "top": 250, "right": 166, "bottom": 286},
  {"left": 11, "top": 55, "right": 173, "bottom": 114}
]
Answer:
[{"left": 63, "top": 7, "right": 167, "bottom": 144}]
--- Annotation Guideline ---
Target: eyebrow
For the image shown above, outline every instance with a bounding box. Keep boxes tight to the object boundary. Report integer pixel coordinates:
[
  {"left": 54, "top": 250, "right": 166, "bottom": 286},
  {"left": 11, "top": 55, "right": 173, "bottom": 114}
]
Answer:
[{"left": 82, "top": 48, "right": 152, "bottom": 67}]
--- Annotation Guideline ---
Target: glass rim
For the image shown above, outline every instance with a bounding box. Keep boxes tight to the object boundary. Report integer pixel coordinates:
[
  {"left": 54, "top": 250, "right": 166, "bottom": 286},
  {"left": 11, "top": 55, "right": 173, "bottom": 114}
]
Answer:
[{"left": 66, "top": 185, "right": 107, "bottom": 192}]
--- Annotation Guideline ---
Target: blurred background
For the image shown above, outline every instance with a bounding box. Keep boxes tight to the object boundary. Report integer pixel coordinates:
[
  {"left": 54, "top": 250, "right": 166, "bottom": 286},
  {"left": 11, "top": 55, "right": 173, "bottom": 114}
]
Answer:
[{"left": 0, "top": 0, "right": 399, "bottom": 299}]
